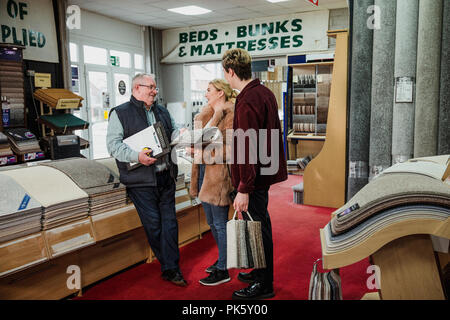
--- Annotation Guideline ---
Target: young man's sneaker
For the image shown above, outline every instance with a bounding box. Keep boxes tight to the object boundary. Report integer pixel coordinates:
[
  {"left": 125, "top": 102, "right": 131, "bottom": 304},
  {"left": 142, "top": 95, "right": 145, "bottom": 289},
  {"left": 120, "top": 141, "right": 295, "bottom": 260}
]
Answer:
[
  {"left": 199, "top": 269, "right": 230, "bottom": 286},
  {"left": 205, "top": 260, "right": 218, "bottom": 273}
]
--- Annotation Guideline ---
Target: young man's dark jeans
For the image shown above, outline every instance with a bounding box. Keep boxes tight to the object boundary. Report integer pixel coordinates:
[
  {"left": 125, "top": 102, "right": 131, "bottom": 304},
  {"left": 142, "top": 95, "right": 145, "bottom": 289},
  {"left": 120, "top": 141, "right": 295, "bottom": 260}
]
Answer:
[
  {"left": 127, "top": 170, "right": 180, "bottom": 272},
  {"left": 243, "top": 188, "right": 273, "bottom": 289}
]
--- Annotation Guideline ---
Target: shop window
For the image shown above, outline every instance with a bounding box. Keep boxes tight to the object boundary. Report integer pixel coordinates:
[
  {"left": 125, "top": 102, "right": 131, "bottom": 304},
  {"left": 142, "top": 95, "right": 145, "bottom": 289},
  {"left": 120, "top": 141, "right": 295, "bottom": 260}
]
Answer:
[
  {"left": 134, "top": 54, "right": 144, "bottom": 70},
  {"left": 70, "top": 42, "right": 78, "bottom": 62},
  {"left": 110, "top": 50, "right": 130, "bottom": 68},
  {"left": 84, "top": 45, "right": 107, "bottom": 65}
]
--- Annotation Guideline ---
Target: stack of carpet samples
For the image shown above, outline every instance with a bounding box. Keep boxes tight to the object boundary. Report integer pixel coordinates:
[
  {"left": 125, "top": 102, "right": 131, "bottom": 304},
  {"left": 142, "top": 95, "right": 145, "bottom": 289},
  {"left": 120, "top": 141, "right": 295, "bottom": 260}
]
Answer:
[
  {"left": 42, "top": 158, "right": 127, "bottom": 216},
  {"left": 3, "top": 128, "right": 41, "bottom": 155},
  {"left": 322, "top": 156, "right": 450, "bottom": 255},
  {"left": 0, "top": 174, "right": 42, "bottom": 242},
  {"left": 0, "top": 166, "right": 89, "bottom": 230}
]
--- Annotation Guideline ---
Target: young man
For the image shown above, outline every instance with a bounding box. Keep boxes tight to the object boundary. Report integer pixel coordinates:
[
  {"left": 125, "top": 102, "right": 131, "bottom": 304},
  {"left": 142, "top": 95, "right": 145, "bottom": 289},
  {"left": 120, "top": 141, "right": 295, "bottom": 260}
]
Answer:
[
  {"left": 106, "top": 73, "right": 186, "bottom": 286},
  {"left": 222, "top": 49, "right": 288, "bottom": 299}
]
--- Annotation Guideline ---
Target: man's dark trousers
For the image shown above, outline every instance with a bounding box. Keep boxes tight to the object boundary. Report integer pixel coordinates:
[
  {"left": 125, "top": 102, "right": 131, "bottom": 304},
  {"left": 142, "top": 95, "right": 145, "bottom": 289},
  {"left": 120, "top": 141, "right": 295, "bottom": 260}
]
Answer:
[
  {"left": 243, "top": 188, "right": 273, "bottom": 289},
  {"left": 127, "top": 170, "right": 179, "bottom": 272}
]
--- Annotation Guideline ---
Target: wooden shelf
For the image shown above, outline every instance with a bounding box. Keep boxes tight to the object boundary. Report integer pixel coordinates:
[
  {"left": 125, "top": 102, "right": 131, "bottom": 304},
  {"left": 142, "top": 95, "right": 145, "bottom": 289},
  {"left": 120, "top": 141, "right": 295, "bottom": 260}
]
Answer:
[{"left": 0, "top": 202, "right": 209, "bottom": 299}]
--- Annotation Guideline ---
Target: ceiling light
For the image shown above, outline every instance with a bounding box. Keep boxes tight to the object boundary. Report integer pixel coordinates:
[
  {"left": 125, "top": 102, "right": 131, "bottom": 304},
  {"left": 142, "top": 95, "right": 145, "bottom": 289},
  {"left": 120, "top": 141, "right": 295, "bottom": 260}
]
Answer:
[
  {"left": 168, "top": 5, "right": 211, "bottom": 15},
  {"left": 266, "top": 0, "right": 290, "bottom": 3}
]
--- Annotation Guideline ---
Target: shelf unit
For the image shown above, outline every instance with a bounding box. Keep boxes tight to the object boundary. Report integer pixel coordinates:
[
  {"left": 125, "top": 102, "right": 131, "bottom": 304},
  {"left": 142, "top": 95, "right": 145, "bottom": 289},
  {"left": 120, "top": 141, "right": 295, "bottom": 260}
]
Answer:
[{"left": 284, "top": 54, "right": 334, "bottom": 161}]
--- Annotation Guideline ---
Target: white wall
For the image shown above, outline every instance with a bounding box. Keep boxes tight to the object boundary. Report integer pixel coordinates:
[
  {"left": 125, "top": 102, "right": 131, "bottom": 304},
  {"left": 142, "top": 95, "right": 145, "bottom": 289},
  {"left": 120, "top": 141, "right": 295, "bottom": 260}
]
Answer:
[{"left": 69, "top": 9, "right": 145, "bottom": 51}]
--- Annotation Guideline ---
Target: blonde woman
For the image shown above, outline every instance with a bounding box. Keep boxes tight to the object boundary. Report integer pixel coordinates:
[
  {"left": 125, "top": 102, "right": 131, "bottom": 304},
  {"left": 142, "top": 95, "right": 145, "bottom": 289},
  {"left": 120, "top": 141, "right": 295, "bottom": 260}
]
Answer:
[{"left": 189, "top": 79, "right": 235, "bottom": 286}]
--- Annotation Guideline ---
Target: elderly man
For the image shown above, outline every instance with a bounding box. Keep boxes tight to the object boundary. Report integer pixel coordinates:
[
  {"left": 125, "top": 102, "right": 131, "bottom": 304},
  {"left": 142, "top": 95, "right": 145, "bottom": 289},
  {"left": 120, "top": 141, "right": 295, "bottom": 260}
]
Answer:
[{"left": 106, "top": 73, "right": 186, "bottom": 286}]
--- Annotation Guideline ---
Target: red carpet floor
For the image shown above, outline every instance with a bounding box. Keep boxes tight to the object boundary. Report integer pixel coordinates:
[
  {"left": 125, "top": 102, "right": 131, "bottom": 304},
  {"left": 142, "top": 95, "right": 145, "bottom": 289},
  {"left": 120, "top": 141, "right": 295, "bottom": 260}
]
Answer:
[{"left": 76, "top": 175, "right": 373, "bottom": 300}]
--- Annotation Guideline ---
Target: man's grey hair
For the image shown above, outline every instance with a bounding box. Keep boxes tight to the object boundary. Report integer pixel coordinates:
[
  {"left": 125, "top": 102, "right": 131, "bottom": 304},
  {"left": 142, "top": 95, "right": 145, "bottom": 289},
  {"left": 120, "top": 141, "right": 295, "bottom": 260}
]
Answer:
[{"left": 132, "top": 73, "right": 155, "bottom": 90}]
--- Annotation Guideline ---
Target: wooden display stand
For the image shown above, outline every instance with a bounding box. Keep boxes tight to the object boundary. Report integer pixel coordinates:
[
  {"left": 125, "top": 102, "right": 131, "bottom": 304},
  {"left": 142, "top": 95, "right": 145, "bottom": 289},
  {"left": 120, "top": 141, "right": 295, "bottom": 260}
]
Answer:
[
  {"left": 320, "top": 217, "right": 449, "bottom": 300},
  {"left": 371, "top": 235, "right": 445, "bottom": 300},
  {"left": 0, "top": 202, "right": 210, "bottom": 299},
  {"left": 303, "top": 30, "right": 348, "bottom": 209}
]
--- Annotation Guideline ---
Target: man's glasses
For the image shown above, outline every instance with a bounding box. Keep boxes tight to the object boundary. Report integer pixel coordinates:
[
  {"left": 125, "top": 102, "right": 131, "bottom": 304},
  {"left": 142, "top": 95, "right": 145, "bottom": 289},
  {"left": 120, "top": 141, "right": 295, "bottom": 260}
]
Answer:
[{"left": 139, "top": 84, "right": 159, "bottom": 93}]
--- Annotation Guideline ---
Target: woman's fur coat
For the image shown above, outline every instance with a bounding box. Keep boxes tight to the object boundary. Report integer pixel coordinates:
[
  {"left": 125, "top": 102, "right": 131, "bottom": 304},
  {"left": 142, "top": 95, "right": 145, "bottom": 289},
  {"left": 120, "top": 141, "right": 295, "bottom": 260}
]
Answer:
[{"left": 189, "top": 101, "right": 234, "bottom": 206}]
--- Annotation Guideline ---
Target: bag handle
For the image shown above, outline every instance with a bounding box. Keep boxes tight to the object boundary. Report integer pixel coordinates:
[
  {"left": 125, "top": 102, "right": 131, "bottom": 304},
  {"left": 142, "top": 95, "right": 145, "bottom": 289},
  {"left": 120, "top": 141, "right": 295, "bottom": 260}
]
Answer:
[{"left": 232, "top": 210, "right": 254, "bottom": 221}]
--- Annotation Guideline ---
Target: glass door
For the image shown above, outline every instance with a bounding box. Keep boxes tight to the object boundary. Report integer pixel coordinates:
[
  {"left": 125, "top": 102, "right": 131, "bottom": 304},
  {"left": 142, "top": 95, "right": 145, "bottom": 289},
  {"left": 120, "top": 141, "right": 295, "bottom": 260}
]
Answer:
[{"left": 85, "top": 66, "right": 111, "bottom": 159}]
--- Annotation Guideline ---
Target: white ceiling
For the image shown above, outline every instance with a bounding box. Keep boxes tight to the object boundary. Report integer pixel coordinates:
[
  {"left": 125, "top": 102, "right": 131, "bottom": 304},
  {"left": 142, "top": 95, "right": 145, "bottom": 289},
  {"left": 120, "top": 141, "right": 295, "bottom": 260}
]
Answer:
[{"left": 68, "top": 0, "right": 348, "bottom": 30}]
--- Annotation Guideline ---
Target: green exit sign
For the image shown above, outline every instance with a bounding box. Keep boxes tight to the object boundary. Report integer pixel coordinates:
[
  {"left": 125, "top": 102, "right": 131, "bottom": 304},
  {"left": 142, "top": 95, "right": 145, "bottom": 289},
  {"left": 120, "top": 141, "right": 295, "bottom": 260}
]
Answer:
[{"left": 110, "top": 56, "right": 120, "bottom": 67}]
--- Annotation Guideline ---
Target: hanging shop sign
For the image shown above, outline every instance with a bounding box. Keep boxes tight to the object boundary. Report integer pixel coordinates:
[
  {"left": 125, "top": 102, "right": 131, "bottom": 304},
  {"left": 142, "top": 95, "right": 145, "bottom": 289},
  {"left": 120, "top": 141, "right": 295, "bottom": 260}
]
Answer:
[
  {"left": 0, "top": 0, "right": 59, "bottom": 63},
  {"left": 161, "top": 11, "right": 329, "bottom": 64}
]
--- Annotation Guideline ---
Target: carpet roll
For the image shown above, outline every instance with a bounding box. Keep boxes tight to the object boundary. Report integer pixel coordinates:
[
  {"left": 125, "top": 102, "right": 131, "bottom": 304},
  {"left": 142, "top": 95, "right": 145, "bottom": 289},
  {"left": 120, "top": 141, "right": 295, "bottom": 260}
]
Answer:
[
  {"left": 414, "top": 0, "right": 443, "bottom": 157},
  {"left": 369, "top": 0, "right": 396, "bottom": 179},
  {"left": 347, "top": 0, "right": 374, "bottom": 200},
  {"left": 438, "top": 0, "right": 450, "bottom": 155},
  {"left": 392, "top": 0, "right": 419, "bottom": 164}
]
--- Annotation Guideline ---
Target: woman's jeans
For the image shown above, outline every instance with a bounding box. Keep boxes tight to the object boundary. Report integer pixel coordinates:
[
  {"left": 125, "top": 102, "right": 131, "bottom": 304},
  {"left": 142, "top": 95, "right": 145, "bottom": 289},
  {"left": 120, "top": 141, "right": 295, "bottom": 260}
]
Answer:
[{"left": 198, "top": 164, "right": 229, "bottom": 270}]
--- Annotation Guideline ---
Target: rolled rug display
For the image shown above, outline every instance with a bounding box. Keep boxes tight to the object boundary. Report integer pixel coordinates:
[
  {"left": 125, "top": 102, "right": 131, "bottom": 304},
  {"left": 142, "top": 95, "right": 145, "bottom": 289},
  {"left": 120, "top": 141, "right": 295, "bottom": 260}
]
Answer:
[
  {"left": 42, "top": 158, "right": 127, "bottom": 216},
  {"left": 0, "top": 166, "right": 89, "bottom": 230},
  {"left": 0, "top": 174, "right": 42, "bottom": 243}
]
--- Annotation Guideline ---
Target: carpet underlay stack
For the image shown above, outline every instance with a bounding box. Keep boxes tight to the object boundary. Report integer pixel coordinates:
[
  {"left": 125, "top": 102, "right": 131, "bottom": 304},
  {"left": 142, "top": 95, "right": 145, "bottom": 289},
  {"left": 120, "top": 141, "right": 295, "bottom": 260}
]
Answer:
[
  {"left": 0, "top": 174, "right": 42, "bottom": 242},
  {"left": 322, "top": 156, "right": 450, "bottom": 255},
  {"left": 0, "top": 166, "right": 89, "bottom": 230},
  {"left": 43, "top": 158, "right": 127, "bottom": 216},
  {"left": 3, "top": 128, "right": 41, "bottom": 155}
]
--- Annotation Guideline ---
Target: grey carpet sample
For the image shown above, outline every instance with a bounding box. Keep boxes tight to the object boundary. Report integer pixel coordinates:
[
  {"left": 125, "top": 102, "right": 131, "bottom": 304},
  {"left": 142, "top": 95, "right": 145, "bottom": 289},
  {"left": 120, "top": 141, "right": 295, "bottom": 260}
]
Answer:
[
  {"left": 369, "top": 0, "right": 396, "bottom": 178},
  {"left": 392, "top": 0, "right": 419, "bottom": 164},
  {"left": 41, "top": 158, "right": 127, "bottom": 215},
  {"left": 414, "top": 0, "right": 443, "bottom": 157},
  {"left": 438, "top": 0, "right": 450, "bottom": 155},
  {"left": 347, "top": 0, "right": 374, "bottom": 200}
]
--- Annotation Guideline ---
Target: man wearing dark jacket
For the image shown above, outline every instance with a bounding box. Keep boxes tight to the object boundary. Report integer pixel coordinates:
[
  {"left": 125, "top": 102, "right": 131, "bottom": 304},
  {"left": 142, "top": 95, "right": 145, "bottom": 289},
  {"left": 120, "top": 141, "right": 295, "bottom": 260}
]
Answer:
[
  {"left": 222, "top": 49, "right": 288, "bottom": 299},
  {"left": 106, "top": 73, "right": 186, "bottom": 286}
]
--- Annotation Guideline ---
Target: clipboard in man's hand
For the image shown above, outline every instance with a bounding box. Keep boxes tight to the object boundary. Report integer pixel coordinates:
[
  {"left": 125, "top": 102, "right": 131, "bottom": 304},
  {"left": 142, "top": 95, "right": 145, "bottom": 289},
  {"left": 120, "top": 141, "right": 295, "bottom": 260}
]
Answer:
[{"left": 123, "top": 121, "right": 171, "bottom": 171}]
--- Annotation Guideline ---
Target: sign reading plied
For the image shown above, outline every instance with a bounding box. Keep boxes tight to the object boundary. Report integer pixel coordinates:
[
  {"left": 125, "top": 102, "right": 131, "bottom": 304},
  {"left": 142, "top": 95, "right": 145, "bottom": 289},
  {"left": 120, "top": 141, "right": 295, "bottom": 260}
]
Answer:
[
  {"left": 0, "top": 0, "right": 59, "bottom": 63},
  {"left": 162, "top": 11, "right": 329, "bottom": 64}
]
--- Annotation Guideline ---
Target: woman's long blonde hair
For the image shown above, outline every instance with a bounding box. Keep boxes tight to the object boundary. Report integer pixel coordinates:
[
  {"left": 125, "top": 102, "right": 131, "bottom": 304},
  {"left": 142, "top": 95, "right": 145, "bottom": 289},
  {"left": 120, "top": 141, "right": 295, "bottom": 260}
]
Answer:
[{"left": 209, "top": 79, "right": 237, "bottom": 104}]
